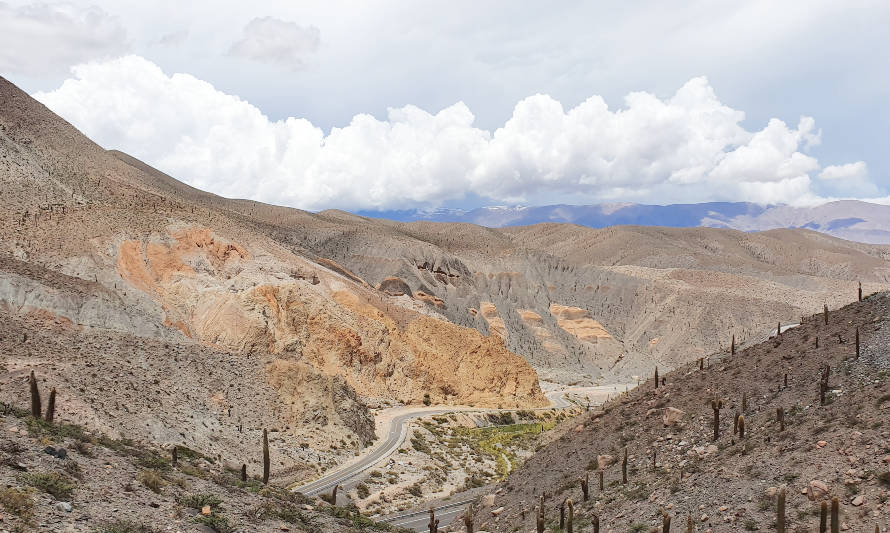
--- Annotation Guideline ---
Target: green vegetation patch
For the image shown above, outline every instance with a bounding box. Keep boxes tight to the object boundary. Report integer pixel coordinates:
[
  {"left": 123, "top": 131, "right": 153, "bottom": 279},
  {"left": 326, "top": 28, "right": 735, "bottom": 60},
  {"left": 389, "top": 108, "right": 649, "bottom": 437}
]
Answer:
[{"left": 21, "top": 471, "right": 75, "bottom": 500}]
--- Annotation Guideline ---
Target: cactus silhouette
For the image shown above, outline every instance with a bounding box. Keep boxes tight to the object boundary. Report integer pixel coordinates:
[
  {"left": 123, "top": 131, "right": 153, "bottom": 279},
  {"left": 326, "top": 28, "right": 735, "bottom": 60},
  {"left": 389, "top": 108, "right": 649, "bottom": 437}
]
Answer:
[
  {"left": 820, "top": 501, "right": 827, "bottom": 533},
  {"left": 738, "top": 414, "right": 746, "bottom": 439},
  {"left": 262, "top": 428, "right": 270, "bottom": 484},
  {"left": 711, "top": 397, "right": 723, "bottom": 441},
  {"left": 45, "top": 388, "right": 56, "bottom": 423},
  {"left": 622, "top": 447, "right": 628, "bottom": 483},
  {"left": 29, "top": 370, "right": 41, "bottom": 418},
  {"left": 830, "top": 497, "right": 839, "bottom": 533},
  {"left": 428, "top": 508, "right": 439, "bottom": 533},
  {"left": 777, "top": 487, "right": 786, "bottom": 533},
  {"left": 567, "top": 499, "right": 574, "bottom": 533},
  {"left": 463, "top": 504, "right": 474, "bottom": 533}
]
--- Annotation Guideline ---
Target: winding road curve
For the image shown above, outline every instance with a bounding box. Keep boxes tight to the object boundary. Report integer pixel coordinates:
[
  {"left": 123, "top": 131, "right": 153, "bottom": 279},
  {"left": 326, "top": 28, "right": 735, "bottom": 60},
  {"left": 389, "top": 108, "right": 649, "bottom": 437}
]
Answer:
[
  {"left": 295, "top": 407, "right": 460, "bottom": 497},
  {"left": 294, "top": 388, "right": 587, "bottom": 496}
]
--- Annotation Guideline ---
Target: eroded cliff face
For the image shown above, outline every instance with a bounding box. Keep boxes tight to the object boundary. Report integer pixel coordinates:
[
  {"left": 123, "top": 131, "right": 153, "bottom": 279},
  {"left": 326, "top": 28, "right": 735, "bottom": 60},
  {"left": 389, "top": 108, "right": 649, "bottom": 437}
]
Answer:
[{"left": 114, "top": 226, "right": 546, "bottom": 408}]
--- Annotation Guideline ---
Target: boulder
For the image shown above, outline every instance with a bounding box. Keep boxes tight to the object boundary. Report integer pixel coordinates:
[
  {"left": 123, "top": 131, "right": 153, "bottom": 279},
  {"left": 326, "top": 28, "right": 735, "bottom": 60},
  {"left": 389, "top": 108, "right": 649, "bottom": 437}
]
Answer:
[
  {"left": 809, "top": 480, "right": 830, "bottom": 501},
  {"left": 663, "top": 407, "right": 685, "bottom": 426}
]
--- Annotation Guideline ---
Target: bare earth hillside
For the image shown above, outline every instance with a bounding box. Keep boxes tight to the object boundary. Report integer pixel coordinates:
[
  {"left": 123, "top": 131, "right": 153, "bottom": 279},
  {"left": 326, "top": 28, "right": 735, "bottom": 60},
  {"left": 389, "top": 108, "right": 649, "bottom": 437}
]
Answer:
[
  {"left": 2, "top": 71, "right": 890, "bottom": 510},
  {"left": 0, "top": 75, "right": 546, "bottom": 487},
  {"left": 469, "top": 292, "right": 890, "bottom": 532}
]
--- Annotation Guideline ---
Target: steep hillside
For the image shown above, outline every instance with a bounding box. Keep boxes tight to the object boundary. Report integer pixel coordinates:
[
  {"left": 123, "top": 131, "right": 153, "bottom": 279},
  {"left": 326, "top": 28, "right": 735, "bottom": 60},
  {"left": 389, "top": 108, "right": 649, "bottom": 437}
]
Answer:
[
  {"left": 0, "top": 75, "right": 546, "bottom": 484},
  {"left": 4, "top": 70, "right": 890, "bottom": 494},
  {"left": 5, "top": 73, "right": 890, "bottom": 392},
  {"left": 292, "top": 214, "right": 890, "bottom": 383},
  {"left": 0, "top": 396, "right": 409, "bottom": 533},
  {"left": 469, "top": 292, "right": 890, "bottom": 532}
]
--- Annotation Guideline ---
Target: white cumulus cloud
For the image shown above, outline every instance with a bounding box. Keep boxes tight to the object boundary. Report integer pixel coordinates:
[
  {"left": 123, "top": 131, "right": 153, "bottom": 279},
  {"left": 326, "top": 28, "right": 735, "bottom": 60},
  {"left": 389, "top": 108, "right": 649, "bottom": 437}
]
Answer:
[
  {"left": 227, "top": 17, "right": 320, "bottom": 71},
  {"left": 33, "top": 56, "right": 875, "bottom": 211},
  {"left": 0, "top": 2, "right": 128, "bottom": 76},
  {"left": 819, "top": 161, "right": 868, "bottom": 181}
]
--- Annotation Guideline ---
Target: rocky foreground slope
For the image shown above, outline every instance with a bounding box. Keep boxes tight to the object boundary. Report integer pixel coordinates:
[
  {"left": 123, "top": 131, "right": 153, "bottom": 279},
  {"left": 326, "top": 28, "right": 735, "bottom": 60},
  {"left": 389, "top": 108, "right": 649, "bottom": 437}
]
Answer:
[
  {"left": 0, "top": 394, "right": 409, "bottom": 533},
  {"left": 468, "top": 292, "right": 890, "bottom": 532}
]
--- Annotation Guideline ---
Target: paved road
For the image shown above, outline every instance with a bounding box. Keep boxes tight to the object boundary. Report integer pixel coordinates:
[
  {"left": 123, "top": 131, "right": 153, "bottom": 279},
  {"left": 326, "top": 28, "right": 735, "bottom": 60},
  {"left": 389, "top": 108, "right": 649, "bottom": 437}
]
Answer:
[
  {"left": 379, "top": 498, "right": 476, "bottom": 530},
  {"left": 295, "top": 407, "right": 458, "bottom": 496},
  {"left": 295, "top": 385, "right": 622, "bottom": 498}
]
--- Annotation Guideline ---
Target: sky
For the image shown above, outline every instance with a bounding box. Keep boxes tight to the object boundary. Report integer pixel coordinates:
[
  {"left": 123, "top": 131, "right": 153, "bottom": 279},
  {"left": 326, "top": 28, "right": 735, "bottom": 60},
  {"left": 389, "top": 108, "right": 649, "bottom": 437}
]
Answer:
[{"left": 2, "top": 0, "right": 889, "bottom": 212}]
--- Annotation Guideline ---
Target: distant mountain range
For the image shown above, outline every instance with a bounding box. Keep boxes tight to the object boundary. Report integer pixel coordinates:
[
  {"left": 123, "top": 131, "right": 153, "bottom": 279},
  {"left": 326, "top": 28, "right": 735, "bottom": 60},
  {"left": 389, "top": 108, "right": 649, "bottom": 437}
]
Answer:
[{"left": 357, "top": 200, "right": 890, "bottom": 244}]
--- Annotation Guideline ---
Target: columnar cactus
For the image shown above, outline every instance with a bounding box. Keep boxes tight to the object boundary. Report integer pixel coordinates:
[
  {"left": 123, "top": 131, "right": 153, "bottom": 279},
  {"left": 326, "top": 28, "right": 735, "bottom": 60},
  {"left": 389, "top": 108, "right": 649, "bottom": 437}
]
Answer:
[
  {"left": 171, "top": 445, "right": 178, "bottom": 466},
  {"left": 815, "top": 336, "right": 819, "bottom": 349},
  {"left": 29, "top": 370, "right": 41, "bottom": 418},
  {"left": 738, "top": 415, "right": 746, "bottom": 439},
  {"left": 536, "top": 499, "right": 544, "bottom": 533},
  {"left": 777, "top": 322, "right": 781, "bottom": 336},
  {"left": 830, "top": 497, "right": 839, "bottom": 533},
  {"left": 858, "top": 281, "right": 862, "bottom": 302},
  {"left": 593, "top": 512, "right": 600, "bottom": 533},
  {"left": 855, "top": 327, "right": 860, "bottom": 359},
  {"left": 463, "top": 504, "right": 474, "bottom": 533},
  {"left": 599, "top": 469, "right": 604, "bottom": 490},
  {"left": 823, "top": 304, "right": 829, "bottom": 325},
  {"left": 652, "top": 449, "right": 657, "bottom": 471},
  {"left": 731, "top": 335, "right": 735, "bottom": 356},
  {"left": 777, "top": 487, "right": 786, "bottom": 533},
  {"left": 655, "top": 367, "right": 659, "bottom": 389},
  {"left": 262, "top": 428, "right": 270, "bottom": 484},
  {"left": 241, "top": 463, "right": 247, "bottom": 482},
  {"left": 820, "top": 501, "right": 827, "bottom": 533},
  {"left": 560, "top": 498, "right": 566, "bottom": 530},
  {"left": 45, "top": 387, "right": 56, "bottom": 423},
  {"left": 428, "top": 508, "right": 439, "bottom": 533},
  {"left": 663, "top": 511, "right": 671, "bottom": 532},
  {"left": 622, "top": 447, "right": 628, "bottom": 484},
  {"left": 580, "top": 472, "right": 589, "bottom": 501},
  {"left": 733, "top": 411, "right": 740, "bottom": 435},
  {"left": 777, "top": 407, "right": 784, "bottom": 431},
  {"left": 567, "top": 499, "right": 574, "bottom": 533},
  {"left": 711, "top": 398, "right": 723, "bottom": 441}
]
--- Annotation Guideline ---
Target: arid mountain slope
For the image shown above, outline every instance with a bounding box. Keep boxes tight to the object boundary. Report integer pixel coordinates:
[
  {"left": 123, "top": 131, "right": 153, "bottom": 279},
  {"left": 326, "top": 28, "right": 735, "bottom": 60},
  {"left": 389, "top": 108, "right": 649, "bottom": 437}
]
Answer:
[
  {"left": 279, "top": 212, "right": 890, "bottom": 383},
  {"left": 469, "top": 292, "right": 890, "bottom": 532},
  {"left": 5, "top": 73, "right": 890, "bottom": 391},
  {"left": 0, "top": 75, "right": 546, "bottom": 482}
]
